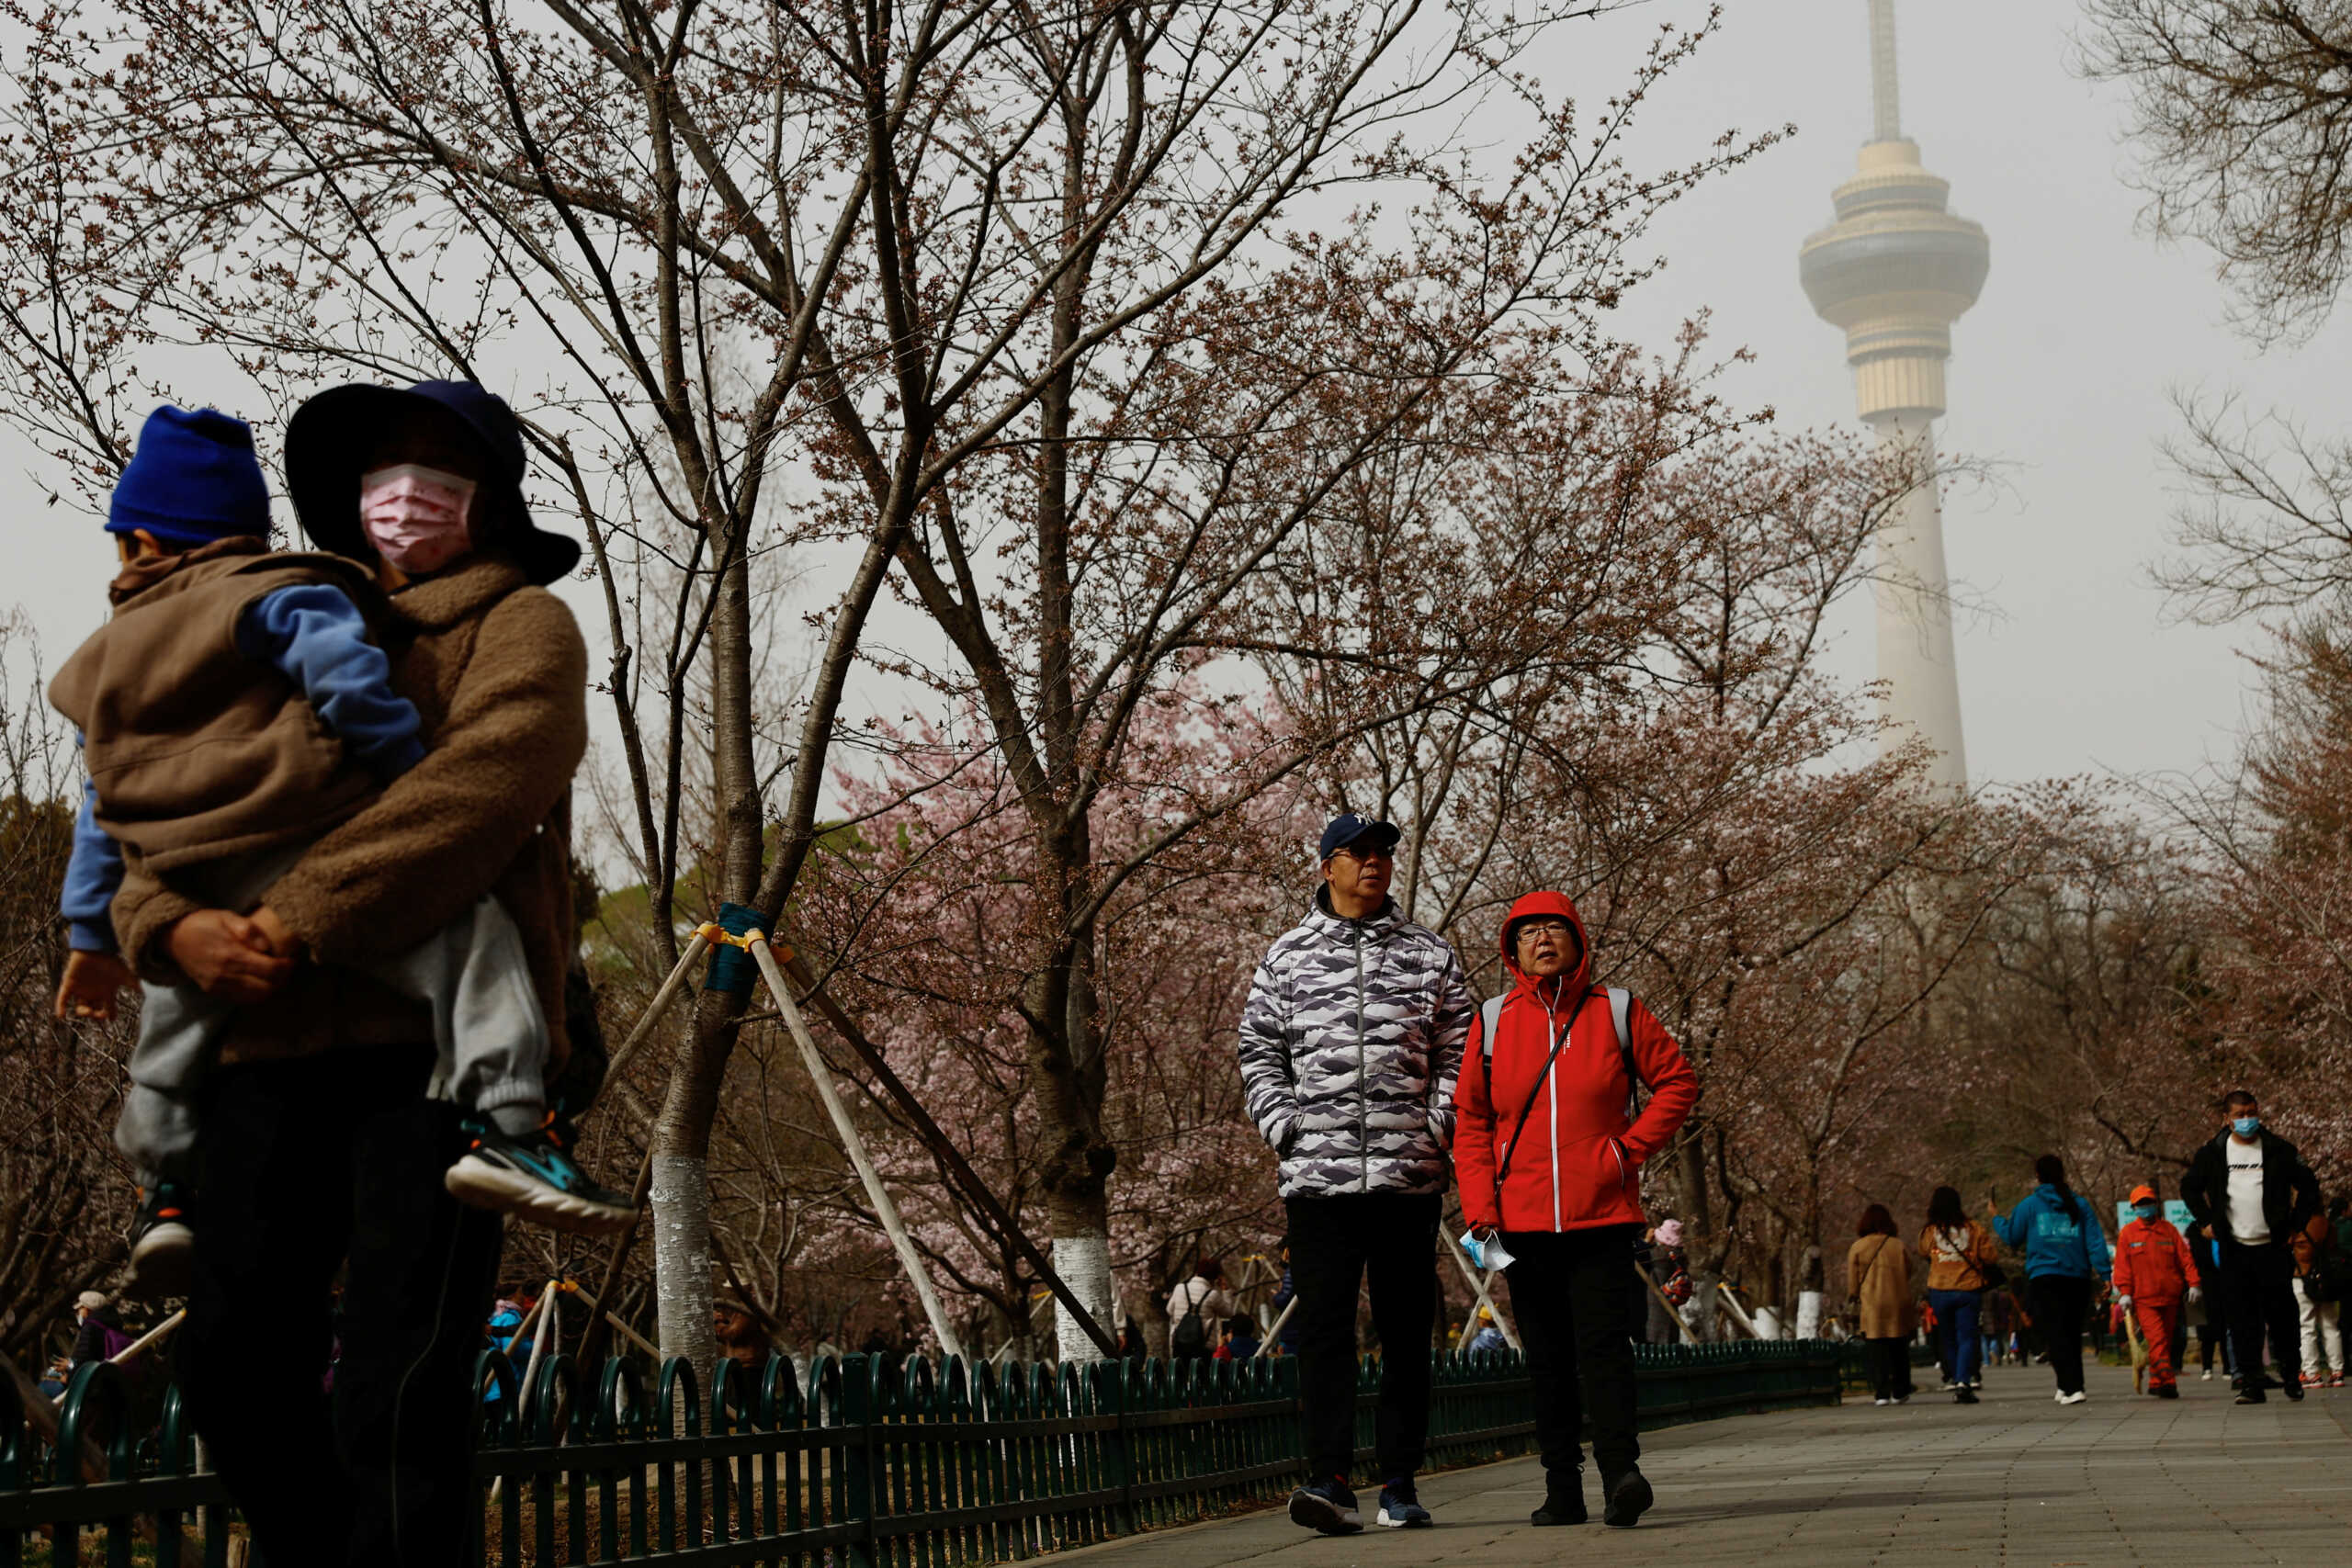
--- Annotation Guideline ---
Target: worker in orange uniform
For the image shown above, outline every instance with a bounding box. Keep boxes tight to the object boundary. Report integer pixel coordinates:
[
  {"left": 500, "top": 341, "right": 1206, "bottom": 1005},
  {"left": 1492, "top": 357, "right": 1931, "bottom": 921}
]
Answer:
[{"left": 2113, "top": 1184, "right": 2201, "bottom": 1398}]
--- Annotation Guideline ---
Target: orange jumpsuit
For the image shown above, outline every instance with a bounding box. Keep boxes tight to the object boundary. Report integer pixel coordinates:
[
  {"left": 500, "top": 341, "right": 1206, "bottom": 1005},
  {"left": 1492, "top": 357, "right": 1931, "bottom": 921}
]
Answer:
[{"left": 2113, "top": 1215, "right": 2199, "bottom": 1387}]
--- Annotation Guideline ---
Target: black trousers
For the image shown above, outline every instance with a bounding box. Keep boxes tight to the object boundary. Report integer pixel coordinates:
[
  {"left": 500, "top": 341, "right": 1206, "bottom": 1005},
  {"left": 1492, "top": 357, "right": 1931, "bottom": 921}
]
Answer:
[
  {"left": 2218, "top": 1238, "right": 2301, "bottom": 1387},
  {"left": 178, "top": 1044, "right": 504, "bottom": 1567},
  {"left": 1866, "top": 1337, "right": 1912, "bottom": 1401},
  {"left": 1500, "top": 1224, "right": 1644, "bottom": 1477},
  {"left": 2029, "top": 1273, "right": 2092, "bottom": 1395},
  {"left": 1283, "top": 1191, "right": 1441, "bottom": 1483}
]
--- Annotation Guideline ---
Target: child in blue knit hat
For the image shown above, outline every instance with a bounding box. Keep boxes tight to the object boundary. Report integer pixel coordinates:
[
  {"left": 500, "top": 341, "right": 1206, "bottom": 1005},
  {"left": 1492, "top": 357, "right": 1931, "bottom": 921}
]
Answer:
[{"left": 50, "top": 406, "right": 628, "bottom": 1295}]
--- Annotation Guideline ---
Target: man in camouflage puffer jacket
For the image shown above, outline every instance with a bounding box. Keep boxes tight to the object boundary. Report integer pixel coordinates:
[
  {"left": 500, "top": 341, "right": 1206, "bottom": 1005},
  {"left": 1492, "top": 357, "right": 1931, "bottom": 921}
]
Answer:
[{"left": 1238, "top": 813, "right": 1471, "bottom": 1537}]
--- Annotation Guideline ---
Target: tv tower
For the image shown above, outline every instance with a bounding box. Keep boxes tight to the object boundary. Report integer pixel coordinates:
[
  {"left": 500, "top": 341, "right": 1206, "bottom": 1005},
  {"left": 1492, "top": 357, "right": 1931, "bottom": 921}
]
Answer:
[{"left": 1799, "top": 0, "right": 1989, "bottom": 789}]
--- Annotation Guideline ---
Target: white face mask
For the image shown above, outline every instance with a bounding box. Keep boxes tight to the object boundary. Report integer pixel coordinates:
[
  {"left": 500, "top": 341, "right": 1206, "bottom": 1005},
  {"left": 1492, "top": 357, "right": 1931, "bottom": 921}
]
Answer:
[{"left": 358, "top": 463, "right": 475, "bottom": 574}]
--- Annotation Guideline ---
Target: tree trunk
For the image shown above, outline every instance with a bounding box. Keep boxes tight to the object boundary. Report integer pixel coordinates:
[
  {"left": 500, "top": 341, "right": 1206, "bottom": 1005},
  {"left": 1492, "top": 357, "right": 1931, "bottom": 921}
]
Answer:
[
  {"left": 649, "top": 997, "right": 744, "bottom": 1370},
  {"left": 1050, "top": 1211, "right": 1117, "bottom": 1365},
  {"left": 648, "top": 508, "right": 763, "bottom": 1371},
  {"left": 1035, "top": 915, "right": 1119, "bottom": 1362}
]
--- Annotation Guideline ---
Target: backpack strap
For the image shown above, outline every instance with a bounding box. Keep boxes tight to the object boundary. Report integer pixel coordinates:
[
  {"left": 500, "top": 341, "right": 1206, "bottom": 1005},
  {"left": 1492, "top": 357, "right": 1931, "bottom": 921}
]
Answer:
[
  {"left": 1608, "top": 987, "right": 1645, "bottom": 1119},
  {"left": 1487, "top": 987, "right": 1643, "bottom": 1105}
]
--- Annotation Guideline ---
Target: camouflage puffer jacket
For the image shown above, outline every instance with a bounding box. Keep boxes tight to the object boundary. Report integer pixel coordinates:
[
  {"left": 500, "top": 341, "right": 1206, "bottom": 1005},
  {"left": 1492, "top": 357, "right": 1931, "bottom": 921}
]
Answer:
[{"left": 1238, "top": 892, "right": 1472, "bottom": 1200}]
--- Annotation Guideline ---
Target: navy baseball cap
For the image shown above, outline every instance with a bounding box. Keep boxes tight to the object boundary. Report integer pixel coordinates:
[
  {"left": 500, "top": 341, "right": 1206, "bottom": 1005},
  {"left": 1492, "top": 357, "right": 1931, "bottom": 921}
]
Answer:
[{"left": 1318, "top": 814, "right": 1401, "bottom": 861}]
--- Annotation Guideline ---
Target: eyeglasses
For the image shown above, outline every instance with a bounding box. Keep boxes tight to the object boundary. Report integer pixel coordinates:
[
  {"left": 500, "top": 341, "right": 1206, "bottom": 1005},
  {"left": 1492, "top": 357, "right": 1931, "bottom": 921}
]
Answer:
[
  {"left": 1513, "top": 919, "right": 1574, "bottom": 943},
  {"left": 1331, "top": 843, "right": 1394, "bottom": 863}
]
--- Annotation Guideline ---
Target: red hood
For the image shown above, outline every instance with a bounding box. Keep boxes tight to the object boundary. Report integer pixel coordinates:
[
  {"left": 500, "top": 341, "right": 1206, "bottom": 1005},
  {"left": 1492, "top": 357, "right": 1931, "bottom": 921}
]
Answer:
[{"left": 1498, "top": 890, "right": 1592, "bottom": 998}]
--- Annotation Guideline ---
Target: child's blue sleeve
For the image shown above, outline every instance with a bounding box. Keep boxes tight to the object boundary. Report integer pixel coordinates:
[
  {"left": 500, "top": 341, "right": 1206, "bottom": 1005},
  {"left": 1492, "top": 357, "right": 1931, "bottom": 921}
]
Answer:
[
  {"left": 61, "top": 772, "right": 124, "bottom": 953},
  {"left": 236, "top": 585, "right": 425, "bottom": 777}
]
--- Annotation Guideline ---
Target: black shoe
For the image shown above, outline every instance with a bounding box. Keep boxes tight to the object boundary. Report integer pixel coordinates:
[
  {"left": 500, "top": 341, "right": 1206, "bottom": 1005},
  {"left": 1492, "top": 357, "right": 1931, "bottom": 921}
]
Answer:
[
  {"left": 1601, "top": 1467, "right": 1653, "bottom": 1528},
  {"left": 1532, "top": 1471, "right": 1587, "bottom": 1526},
  {"left": 2152, "top": 1382, "right": 2178, "bottom": 1399},
  {"left": 2233, "top": 1388, "right": 2267, "bottom": 1404},
  {"left": 2282, "top": 1381, "right": 2304, "bottom": 1402},
  {"left": 1954, "top": 1385, "right": 1979, "bottom": 1404},
  {"left": 1287, "top": 1477, "right": 1363, "bottom": 1535},
  {"left": 126, "top": 1182, "right": 195, "bottom": 1298},
  {"left": 446, "top": 1112, "right": 634, "bottom": 1234}
]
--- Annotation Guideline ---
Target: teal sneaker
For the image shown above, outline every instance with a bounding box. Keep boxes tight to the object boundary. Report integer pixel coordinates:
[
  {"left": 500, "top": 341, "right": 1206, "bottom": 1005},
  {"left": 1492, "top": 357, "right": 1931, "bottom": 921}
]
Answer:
[
  {"left": 126, "top": 1181, "right": 197, "bottom": 1297},
  {"left": 446, "top": 1113, "right": 633, "bottom": 1234}
]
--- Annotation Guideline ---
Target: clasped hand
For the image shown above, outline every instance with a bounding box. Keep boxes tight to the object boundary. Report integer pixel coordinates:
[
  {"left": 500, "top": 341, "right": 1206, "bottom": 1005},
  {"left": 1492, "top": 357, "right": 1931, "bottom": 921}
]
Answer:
[{"left": 164, "top": 906, "right": 300, "bottom": 1003}]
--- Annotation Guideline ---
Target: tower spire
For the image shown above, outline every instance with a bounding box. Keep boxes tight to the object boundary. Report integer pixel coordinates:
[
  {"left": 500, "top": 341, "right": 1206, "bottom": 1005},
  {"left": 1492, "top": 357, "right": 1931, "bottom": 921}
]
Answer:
[
  {"left": 1799, "top": 0, "right": 1990, "bottom": 790},
  {"left": 1868, "top": 0, "right": 1901, "bottom": 143}
]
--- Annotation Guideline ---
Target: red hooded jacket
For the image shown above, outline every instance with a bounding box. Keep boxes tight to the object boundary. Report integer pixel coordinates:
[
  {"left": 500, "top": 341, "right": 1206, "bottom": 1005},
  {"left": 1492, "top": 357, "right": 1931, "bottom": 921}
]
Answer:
[{"left": 1453, "top": 891, "right": 1700, "bottom": 1234}]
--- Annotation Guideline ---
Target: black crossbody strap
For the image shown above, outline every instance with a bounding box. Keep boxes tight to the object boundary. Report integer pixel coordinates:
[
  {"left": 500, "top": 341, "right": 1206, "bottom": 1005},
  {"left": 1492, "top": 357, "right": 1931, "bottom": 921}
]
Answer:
[{"left": 1493, "top": 984, "right": 1595, "bottom": 1196}]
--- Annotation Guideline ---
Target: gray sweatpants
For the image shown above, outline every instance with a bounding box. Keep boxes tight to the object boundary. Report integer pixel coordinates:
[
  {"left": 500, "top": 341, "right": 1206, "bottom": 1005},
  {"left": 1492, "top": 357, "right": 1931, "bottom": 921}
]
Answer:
[{"left": 114, "top": 842, "right": 548, "bottom": 1183}]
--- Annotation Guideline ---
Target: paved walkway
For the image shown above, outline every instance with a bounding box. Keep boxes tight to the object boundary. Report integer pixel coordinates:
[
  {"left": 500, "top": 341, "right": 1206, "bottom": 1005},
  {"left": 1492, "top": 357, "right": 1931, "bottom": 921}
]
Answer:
[{"left": 1068, "top": 1361, "right": 2352, "bottom": 1566}]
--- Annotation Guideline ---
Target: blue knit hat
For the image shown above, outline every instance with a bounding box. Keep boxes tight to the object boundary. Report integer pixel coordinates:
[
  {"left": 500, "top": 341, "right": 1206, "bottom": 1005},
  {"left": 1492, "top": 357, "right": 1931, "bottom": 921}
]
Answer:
[{"left": 106, "top": 406, "right": 271, "bottom": 545}]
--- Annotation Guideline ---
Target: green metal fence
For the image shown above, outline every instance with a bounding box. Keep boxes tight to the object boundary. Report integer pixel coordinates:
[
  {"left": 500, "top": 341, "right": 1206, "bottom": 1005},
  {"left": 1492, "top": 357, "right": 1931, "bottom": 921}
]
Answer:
[{"left": 3, "top": 1339, "right": 1840, "bottom": 1566}]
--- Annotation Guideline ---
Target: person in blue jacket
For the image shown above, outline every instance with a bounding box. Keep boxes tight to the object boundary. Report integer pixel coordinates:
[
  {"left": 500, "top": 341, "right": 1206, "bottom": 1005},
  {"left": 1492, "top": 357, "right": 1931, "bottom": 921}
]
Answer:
[{"left": 1989, "top": 1153, "right": 2112, "bottom": 1404}]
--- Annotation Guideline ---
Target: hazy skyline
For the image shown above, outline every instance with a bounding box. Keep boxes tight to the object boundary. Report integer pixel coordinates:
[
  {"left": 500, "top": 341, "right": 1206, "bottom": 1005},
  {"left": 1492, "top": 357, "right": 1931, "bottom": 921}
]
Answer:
[
  {"left": 1555, "top": 0, "right": 2346, "bottom": 788},
  {"left": 5, "top": 0, "right": 2337, "bottom": 795}
]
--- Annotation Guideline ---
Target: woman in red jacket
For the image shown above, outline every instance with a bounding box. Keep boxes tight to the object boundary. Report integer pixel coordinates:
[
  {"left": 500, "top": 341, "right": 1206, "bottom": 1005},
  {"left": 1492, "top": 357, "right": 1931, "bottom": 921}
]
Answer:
[{"left": 1454, "top": 892, "right": 1699, "bottom": 1529}]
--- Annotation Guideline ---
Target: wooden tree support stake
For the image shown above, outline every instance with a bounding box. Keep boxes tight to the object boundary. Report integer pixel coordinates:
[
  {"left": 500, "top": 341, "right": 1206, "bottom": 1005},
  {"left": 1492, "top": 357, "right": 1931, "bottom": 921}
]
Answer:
[
  {"left": 768, "top": 938, "right": 1122, "bottom": 1359},
  {"left": 1440, "top": 1230, "right": 1521, "bottom": 1350},
  {"left": 747, "top": 931, "right": 967, "bottom": 1361}
]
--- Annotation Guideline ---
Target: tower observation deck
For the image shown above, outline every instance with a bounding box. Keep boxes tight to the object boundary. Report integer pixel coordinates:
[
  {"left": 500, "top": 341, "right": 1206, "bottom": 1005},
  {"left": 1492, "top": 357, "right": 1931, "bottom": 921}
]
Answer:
[{"left": 1798, "top": 0, "right": 1988, "bottom": 789}]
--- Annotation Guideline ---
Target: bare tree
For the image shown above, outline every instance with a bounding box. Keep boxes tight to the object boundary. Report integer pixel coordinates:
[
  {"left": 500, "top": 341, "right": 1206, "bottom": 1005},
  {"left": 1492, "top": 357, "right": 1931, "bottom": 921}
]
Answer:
[
  {"left": 0, "top": 0, "right": 1727, "bottom": 1363},
  {"left": 0, "top": 617, "right": 136, "bottom": 1365},
  {"left": 2080, "top": 1, "right": 2352, "bottom": 343},
  {"left": 2151, "top": 389, "right": 2352, "bottom": 622}
]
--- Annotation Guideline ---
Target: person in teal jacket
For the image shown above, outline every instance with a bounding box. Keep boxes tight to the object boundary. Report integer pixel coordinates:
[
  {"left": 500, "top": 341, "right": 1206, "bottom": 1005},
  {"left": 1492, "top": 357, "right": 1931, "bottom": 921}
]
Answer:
[{"left": 1989, "top": 1154, "right": 2112, "bottom": 1404}]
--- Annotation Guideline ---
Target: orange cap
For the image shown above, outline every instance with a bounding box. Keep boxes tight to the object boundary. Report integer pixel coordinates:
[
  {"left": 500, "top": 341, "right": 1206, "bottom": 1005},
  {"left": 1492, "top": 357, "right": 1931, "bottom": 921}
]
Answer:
[{"left": 2128, "top": 1183, "right": 2157, "bottom": 1205}]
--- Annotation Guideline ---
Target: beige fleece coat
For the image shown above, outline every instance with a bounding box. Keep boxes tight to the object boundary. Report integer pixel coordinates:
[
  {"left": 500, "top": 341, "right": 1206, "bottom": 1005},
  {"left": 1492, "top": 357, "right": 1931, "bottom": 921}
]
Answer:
[
  {"left": 1848, "top": 1234, "right": 1915, "bottom": 1339},
  {"left": 114, "top": 555, "right": 586, "bottom": 1076}
]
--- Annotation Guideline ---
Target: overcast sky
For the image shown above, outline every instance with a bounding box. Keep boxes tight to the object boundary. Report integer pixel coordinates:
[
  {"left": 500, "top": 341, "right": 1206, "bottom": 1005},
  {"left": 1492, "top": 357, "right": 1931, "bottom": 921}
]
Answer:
[{"left": 6, "top": 0, "right": 2336, "bottom": 795}]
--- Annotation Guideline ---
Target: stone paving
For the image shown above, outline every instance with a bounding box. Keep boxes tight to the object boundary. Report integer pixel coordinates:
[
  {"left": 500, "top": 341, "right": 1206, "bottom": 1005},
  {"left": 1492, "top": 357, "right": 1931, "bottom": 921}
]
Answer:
[{"left": 1062, "top": 1359, "right": 2352, "bottom": 1566}]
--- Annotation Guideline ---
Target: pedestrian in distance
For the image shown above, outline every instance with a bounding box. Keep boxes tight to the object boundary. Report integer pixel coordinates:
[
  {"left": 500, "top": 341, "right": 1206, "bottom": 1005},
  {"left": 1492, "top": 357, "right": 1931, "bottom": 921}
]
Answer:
[
  {"left": 1265, "top": 1244, "right": 1302, "bottom": 1357},
  {"left": 2288, "top": 1199, "right": 2345, "bottom": 1388},
  {"left": 69, "top": 1291, "right": 129, "bottom": 1370},
  {"left": 1214, "top": 1314, "right": 1261, "bottom": 1361},
  {"left": 1464, "top": 1305, "right": 1509, "bottom": 1357},
  {"left": 2179, "top": 1090, "right": 2323, "bottom": 1404},
  {"left": 1989, "top": 1154, "right": 2112, "bottom": 1405},
  {"left": 103, "top": 380, "right": 606, "bottom": 1564},
  {"left": 1984, "top": 1286, "right": 2014, "bottom": 1367},
  {"left": 1641, "top": 1220, "right": 1691, "bottom": 1344},
  {"left": 2187, "top": 1222, "right": 2231, "bottom": 1382},
  {"left": 2112, "top": 1184, "right": 2200, "bottom": 1399},
  {"left": 1453, "top": 891, "right": 1699, "bottom": 1529},
  {"left": 1848, "top": 1205, "right": 1915, "bottom": 1407},
  {"left": 1238, "top": 813, "right": 1471, "bottom": 1536},
  {"left": 1918, "top": 1186, "right": 1998, "bottom": 1404},
  {"left": 713, "top": 1297, "right": 773, "bottom": 1391},
  {"left": 483, "top": 1292, "right": 534, "bottom": 1407},
  {"left": 1165, "top": 1259, "right": 1238, "bottom": 1363}
]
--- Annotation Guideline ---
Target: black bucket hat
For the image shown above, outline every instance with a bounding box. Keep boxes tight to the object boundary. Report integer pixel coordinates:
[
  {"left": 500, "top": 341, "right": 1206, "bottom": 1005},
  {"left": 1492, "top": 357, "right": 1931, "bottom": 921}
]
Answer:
[{"left": 284, "top": 379, "right": 580, "bottom": 585}]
